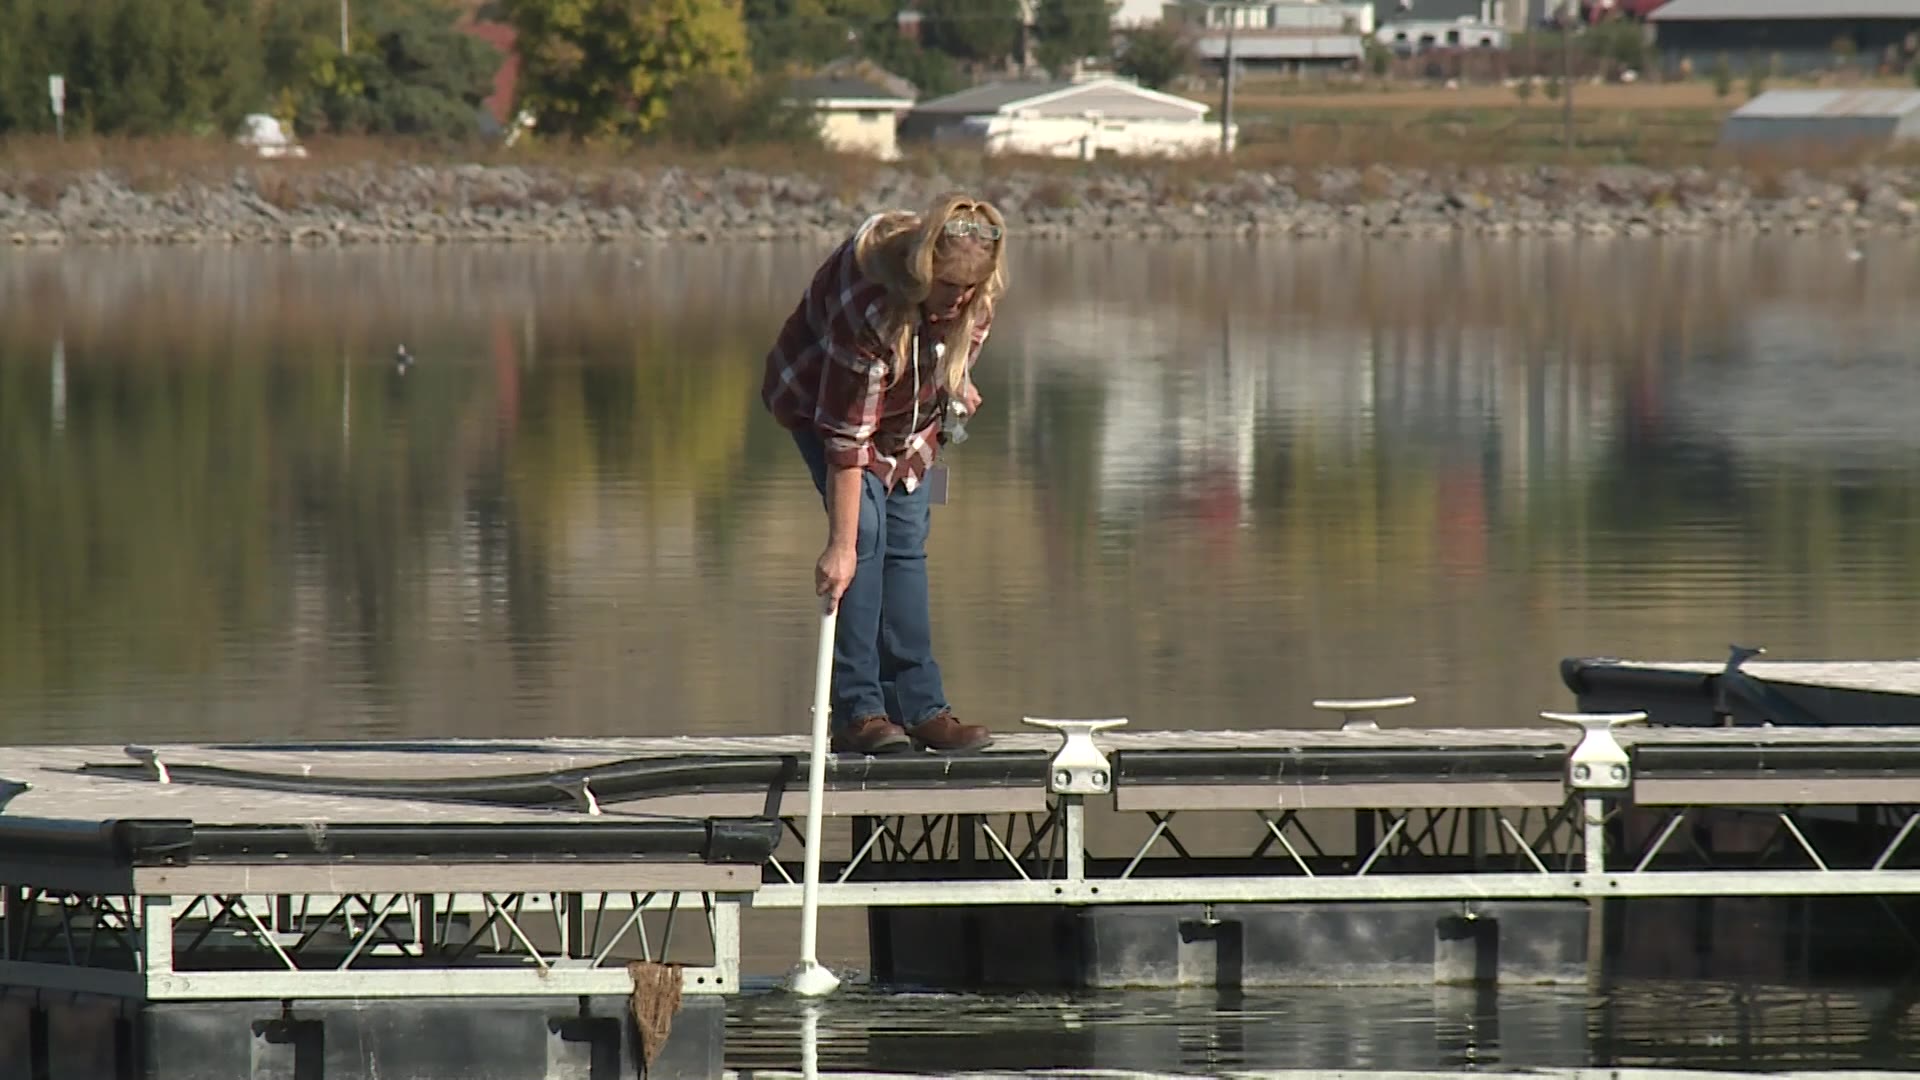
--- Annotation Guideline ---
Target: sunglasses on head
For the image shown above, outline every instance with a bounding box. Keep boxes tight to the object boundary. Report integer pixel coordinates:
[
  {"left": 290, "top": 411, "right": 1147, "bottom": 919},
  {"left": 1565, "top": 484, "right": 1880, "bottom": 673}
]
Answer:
[{"left": 943, "top": 217, "right": 1003, "bottom": 242}]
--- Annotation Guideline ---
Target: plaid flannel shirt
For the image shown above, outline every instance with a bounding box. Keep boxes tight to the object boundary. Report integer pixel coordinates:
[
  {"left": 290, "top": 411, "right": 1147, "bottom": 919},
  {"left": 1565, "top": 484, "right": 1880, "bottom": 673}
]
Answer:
[{"left": 761, "top": 216, "right": 992, "bottom": 493}]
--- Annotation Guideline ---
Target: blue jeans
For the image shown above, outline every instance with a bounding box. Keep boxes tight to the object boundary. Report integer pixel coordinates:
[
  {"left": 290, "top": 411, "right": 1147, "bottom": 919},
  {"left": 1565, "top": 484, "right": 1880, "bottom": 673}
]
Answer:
[{"left": 793, "top": 430, "right": 950, "bottom": 734}]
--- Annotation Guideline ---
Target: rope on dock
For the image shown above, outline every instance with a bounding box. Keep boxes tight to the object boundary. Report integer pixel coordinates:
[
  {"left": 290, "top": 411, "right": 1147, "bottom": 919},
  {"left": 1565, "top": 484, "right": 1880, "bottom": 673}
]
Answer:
[{"left": 627, "top": 960, "right": 682, "bottom": 1069}]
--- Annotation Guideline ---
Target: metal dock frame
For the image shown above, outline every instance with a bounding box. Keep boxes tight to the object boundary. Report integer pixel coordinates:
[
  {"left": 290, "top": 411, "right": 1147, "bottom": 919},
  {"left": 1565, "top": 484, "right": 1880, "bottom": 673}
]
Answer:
[
  {"left": 0, "top": 753, "right": 776, "bottom": 1002},
  {"left": 739, "top": 713, "right": 1920, "bottom": 913}
]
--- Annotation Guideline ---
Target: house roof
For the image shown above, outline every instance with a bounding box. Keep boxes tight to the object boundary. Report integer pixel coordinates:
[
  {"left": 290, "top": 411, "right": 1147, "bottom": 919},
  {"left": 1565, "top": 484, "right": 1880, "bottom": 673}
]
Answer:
[
  {"left": 1730, "top": 89, "right": 1920, "bottom": 119},
  {"left": 913, "top": 78, "right": 1209, "bottom": 118},
  {"left": 809, "top": 58, "right": 918, "bottom": 100},
  {"left": 914, "top": 81, "right": 1071, "bottom": 115},
  {"left": 1392, "top": 0, "right": 1493, "bottom": 18},
  {"left": 1650, "top": 0, "right": 1920, "bottom": 19},
  {"left": 789, "top": 75, "right": 914, "bottom": 106}
]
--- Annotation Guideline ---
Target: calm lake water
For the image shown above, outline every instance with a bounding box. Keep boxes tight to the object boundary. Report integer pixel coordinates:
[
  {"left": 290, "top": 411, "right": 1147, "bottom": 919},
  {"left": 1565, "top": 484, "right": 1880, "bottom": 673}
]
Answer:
[
  {"left": 4, "top": 235, "right": 1920, "bottom": 1075},
  {"left": 726, "top": 978, "right": 1920, "bottom": 1076}
]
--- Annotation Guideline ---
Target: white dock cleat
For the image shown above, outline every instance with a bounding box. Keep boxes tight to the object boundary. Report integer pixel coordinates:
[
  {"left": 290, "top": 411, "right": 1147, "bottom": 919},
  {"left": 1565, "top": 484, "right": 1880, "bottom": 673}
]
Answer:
[{"left": 1312, "top": 696, "right": 1418, "bottom": 731}]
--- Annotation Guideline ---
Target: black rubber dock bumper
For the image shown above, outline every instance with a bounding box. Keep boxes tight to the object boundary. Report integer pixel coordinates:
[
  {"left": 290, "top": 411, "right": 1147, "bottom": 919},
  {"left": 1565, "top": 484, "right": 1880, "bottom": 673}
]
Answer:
[
  {"left": 75, "top": 749, "right": 1053, "bottom": 806},
  {"left": 0, "top": 991, "right": 724, "bottom": 1080},
  {"left": 1114, "top": 745, "right": 1569, "bottom": 787},
  {"left": 0, "top": 814, "right": 782, "bottom": 867}
]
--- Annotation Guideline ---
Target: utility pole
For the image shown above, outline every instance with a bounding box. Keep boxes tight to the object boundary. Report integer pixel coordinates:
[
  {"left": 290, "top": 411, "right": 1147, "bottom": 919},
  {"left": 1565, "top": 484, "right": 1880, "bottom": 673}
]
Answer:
[
  {"left": 341, "top": 0, "right": 350, "bottom": 54},
  {"left": 1560, "top": 0, "right": 1575, "bottom": 158},
  {"left": 1220, "top": 4, "right": 1236, "bottom": 155}
]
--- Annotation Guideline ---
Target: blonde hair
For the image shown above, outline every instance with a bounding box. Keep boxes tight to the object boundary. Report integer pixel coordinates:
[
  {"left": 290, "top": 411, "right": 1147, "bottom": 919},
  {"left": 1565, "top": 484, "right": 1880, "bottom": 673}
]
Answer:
[{"left": 853, "top": 192, "right": 1008, "bottom": 396}]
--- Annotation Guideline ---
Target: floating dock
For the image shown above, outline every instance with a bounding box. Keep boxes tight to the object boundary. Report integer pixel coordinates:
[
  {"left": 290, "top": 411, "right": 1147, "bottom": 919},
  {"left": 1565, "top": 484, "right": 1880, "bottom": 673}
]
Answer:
[
  {"left": 8, "top": 680, "right": 1920, "bottom": 1077},
  {"left": 1564, "top": 649, "right": 1920, "bottom": 727}
]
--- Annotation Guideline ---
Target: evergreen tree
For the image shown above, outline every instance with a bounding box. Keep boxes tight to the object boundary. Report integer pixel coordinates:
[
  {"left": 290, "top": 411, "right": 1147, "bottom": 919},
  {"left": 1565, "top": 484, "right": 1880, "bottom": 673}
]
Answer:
[
  {"left": 860, "top": 26, "right": 961, "bottom": 98},
  {"left": 263, "top": 0, "right": 500, "bottom": 140},
  {"left": 917, "top": 0, "right": 1021, "bottom": 69},
  {"left": 742, "top": 0, "right": 890, "bottom": 72},
  {"left": 0, "top": 0, "right": 261, "bottom": 136},
  {"left": 1114, "top": 21, "right": 1194, "bottom": 90},
  {"left": 1033, "top": 0, "right": 1112, "bottom": 79},
  {"left": 0, "top": 0, "right": 75, "bottom": 133},
  {"left": 0, "top": 0, "right": 487, "bottom": 139}
]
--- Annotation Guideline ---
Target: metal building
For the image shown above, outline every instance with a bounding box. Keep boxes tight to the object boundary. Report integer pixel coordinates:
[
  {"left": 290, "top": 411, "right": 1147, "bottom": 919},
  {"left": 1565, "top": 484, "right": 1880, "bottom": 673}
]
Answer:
[
  {"left": 1718, "top": 89, "right": 1920, "bottom": 150},
  {"left": 1650, "top": 0, "right": 1920, "bottom": 73}
]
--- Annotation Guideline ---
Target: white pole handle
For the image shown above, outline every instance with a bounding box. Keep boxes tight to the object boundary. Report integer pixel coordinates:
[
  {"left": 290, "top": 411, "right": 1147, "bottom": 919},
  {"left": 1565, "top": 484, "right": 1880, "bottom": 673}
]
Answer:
[{"left": 786, "top": 594, "right": 842, "bottom": 996}]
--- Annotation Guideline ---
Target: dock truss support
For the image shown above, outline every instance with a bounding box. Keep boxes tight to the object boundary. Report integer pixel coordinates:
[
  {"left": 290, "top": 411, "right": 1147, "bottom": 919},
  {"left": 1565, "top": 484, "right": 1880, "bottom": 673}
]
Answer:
[
  {"left": 0, "top": 883, "right": 745, "bottom": 1001},
  {"left": 747, "top": 709, "right": 1920, "bottom": 912}
]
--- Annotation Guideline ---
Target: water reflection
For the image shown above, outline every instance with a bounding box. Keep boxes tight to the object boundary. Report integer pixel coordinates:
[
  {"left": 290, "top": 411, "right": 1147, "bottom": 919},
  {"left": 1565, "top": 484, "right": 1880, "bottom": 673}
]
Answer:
[
  {"left": 726, "top": 979, "right": 1920, "bottom": 1075},
  {"left": 1, "top": 236, "right": 1917, "bottom": 744}
]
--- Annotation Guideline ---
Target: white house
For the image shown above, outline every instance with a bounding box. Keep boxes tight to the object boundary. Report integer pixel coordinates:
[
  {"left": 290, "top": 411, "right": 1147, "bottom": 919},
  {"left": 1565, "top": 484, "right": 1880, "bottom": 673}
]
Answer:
[
  {"left": 787, "top": 72, "right": 917, "bottom": 160},
  {"left": 901, "top": 77, "right": 1232, "bottom": 159},
  {"left": 1374, "top": 16, "right": 1508, "bottom": 53},
  {"left": 1166, "top": 2, "right": 1374, "bottom": 72}
]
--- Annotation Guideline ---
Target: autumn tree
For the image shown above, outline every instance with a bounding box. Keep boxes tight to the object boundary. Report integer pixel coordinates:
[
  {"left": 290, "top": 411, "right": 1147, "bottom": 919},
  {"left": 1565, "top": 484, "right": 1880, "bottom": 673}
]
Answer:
[
  {"left": 1033, "top": 0, "right": 1113, "bottom": 79},
  {"left": 501, "top": 0, "right": 750, "bottom": 140}
]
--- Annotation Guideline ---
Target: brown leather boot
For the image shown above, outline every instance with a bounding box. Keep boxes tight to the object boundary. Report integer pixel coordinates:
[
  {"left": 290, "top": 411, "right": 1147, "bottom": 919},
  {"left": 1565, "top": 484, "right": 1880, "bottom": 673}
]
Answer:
[
  {"left": 909, "top": 710, "right": 993, "bottom": 752},
  {"left": 831, "top": 715, "right": 910, "bottom": 755}
]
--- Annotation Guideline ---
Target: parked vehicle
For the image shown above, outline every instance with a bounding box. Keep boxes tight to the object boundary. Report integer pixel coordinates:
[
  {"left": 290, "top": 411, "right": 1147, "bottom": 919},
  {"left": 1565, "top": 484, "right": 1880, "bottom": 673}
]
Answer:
[{"left": 236, "top": 114, "right": 307, "bottom": 159}]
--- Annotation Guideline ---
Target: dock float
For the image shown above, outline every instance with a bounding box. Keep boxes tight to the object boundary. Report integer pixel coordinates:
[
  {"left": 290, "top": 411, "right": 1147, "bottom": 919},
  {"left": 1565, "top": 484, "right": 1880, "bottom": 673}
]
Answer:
[
  {"left": 10, "top": 696, "right": 1920, "bottom": 1077},
  {"left": 1565, "top": 648, "right": 1920, "bottom": 727}
]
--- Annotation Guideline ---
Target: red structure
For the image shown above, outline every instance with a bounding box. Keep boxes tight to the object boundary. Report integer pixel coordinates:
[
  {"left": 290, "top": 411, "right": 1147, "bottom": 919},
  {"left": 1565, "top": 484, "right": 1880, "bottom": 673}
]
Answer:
[
  {"left": 456, "top": 10, "right": 521, "bottom": 128},
  {"left": 1606, "top": 0, "right": 1672, "bottom": 18}
]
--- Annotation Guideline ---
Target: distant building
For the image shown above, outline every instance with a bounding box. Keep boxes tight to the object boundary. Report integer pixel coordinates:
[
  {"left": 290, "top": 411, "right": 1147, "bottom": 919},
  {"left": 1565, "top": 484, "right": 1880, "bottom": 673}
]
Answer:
[
  {"left": 1170, "top": 0, "right": 1377, "bottom": 32},
  {"left": 1375, "top": 17, "right": 1509, "bottom": 53},
  {"left": 1114, "top": 0, "right": 1167, "bottom": 24},
  {"left": 1719, "top": 89, "right": 1920, "bottom": 150},
  {"left": 1382, "top": 0, "right": 1504, "bottom": 21},
  {"left": 787, "top": 70, "right": 917, "bottom": 161},
  {"left": 1371, "top": 0, "right": 1512, "bottom": 50},
  {"left": 1166, "top": 1, "right": 1372, "bottom": 72},
  {"left": 1610, "top": 0, "right": 1676, "bottom": 18},
  {"left": 902, "top": 77, "right": 1231, "bottom": 158},
  {"left": 1649, "top": 0, "right": 1920, "bottom": 73}
]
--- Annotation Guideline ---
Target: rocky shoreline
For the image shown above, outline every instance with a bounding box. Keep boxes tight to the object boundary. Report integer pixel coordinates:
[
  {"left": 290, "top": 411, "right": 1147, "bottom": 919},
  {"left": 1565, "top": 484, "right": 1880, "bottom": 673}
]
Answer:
[{"left": 4, "top": 162, "right": 1920, "bottom": 246}]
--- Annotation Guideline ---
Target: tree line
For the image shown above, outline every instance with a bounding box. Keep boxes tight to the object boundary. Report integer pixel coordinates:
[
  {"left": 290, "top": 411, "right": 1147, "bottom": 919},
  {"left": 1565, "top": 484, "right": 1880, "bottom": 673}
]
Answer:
[
  {"left": 0, "top": 0, "right": 1198, "bottom": 144},
  {"left": 0, "top": 0, "right": 501, "bottom": 139}
]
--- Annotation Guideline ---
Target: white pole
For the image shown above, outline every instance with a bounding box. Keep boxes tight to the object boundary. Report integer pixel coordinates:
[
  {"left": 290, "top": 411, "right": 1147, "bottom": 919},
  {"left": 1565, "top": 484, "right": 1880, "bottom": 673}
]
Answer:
[
  {"left": 1221, "top": 7, "right": 1236, "bottom": 156},
  {"left": 801, "top": 1002, "right": 823, "bottom": 1079},
  {"left": 785, "top": 595, "right": 841, "bottom": 996}
]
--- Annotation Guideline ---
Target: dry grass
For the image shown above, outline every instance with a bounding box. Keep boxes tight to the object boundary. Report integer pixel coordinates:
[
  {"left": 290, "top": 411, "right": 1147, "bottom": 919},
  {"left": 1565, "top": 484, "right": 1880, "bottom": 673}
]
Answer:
[
  {"left": 0, "top": 132, "right": 894, "bottom": 211},
  {"left": 0, "top": 132, "right": 885, "bottom": 185},
  {"left": 1232, "top": 80, "right": 1739, "bottom": 113},
  {"left": 2, "top": 115, "right": 1917, "bottom": 214},
  {"left": 1228, "top": 73, "right": 1920, "bottom": 112}
]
